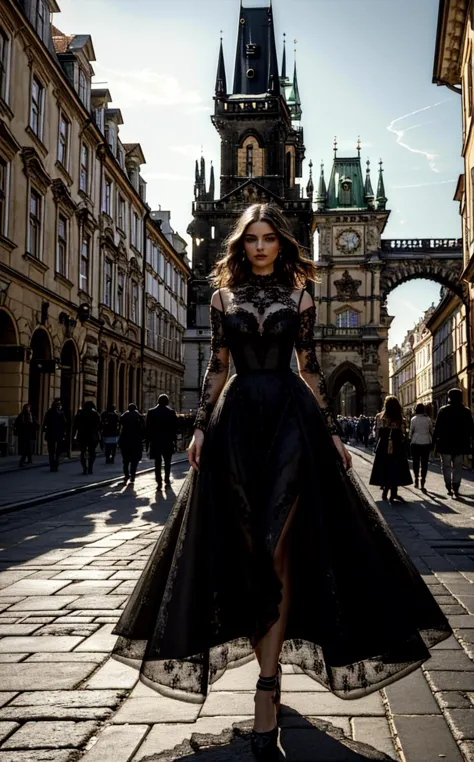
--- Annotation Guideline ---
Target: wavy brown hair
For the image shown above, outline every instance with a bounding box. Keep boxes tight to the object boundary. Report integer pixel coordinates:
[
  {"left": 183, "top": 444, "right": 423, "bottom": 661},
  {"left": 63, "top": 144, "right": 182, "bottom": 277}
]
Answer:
[
  {"left": 381, "top": 395, "right": 403, "bottom": 424},
  {"left": 209, "top": 203, "right": 319, "bottom": 289}
]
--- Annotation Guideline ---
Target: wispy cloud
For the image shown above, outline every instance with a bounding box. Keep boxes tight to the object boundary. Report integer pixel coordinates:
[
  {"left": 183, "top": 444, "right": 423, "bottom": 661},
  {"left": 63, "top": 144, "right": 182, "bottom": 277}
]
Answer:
[
  {"left": 387, "top": 100, "right": 452, "bottom": 173},
  {"left": 93, "top": 64, "right": 202, "bottom": 108},
  {"left": 392, "top": 179, "right": 456, "bottom": 189}
]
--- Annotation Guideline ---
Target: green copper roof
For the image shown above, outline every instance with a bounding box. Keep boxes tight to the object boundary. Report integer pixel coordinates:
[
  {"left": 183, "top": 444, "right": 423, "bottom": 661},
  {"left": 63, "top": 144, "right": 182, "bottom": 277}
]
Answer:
[{"left": 326, "top": 155, "right": 367, "bottom": 209}]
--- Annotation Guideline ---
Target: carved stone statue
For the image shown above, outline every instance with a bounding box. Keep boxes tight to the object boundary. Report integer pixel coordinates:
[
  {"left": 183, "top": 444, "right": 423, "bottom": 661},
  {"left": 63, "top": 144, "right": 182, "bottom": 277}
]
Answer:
[{"left": 334, "top": 270, "right": 362, "bottom": 300}]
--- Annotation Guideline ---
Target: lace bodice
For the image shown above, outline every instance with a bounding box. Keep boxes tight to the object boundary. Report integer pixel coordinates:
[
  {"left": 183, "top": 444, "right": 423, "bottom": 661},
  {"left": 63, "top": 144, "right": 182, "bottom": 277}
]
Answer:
[{"left": 194, "top": 272, "right": 338, "bottom": 435}]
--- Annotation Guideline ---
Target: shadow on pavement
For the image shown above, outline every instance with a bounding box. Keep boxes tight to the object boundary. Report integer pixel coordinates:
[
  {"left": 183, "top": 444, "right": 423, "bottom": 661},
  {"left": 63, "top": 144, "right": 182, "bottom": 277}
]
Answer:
[{"left": 145, "top": 715, "right": 394, "bottom": 762}]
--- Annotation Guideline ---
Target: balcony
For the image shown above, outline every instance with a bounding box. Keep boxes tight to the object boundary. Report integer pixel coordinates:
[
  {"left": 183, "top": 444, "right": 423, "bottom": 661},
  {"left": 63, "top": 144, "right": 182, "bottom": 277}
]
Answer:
[{"left": 315, "top": 326, "right": 380, "bottom": 340}]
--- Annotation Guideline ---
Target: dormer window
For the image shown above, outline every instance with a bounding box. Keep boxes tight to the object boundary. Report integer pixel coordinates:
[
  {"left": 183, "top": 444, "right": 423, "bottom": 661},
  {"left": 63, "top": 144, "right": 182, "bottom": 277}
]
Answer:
[
  {"left": 35, "top": 0, "right": 49, "bottom": 43},
  {"left": 106, "top": 124, "right": 115, "bottom": 155},
  {"left": 78, "top": 69, "right": 89, "bottom": 108},
  {"left": 94, "top": 107, "right": 105, "bottom": 133}
]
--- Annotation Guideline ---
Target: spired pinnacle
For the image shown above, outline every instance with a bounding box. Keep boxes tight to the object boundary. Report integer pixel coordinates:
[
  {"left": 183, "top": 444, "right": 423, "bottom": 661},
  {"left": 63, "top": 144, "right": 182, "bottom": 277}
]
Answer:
[
  {"left": 306, "top": 159, "right": 314, "bottom": 200},
  {"left": 316, "top": 160, "right": 327, "bottom": 210},
  {"left": 215, "top": 36, "right": 227, "bottom": 96},
  {"left": 365, "top": 159, "right": 375, "bottom": 209},
  {"left": 377, "top": 159, "right": 387, "bottom": 210}
]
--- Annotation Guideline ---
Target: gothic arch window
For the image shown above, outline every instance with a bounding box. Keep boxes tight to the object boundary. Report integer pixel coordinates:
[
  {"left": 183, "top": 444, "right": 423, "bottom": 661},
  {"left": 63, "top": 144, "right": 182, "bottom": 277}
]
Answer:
[
  {"left": 285, "top": 151, "right": 291, "bottom": 187},
  {"left": 238, "top": 135, "right": 264, "bottom": 177},
  {"left": 246, "top": 143, "right": 253, "bottom": 177},
  {"left": 335, "top": 309, "right": 359, "bottom": 329}
]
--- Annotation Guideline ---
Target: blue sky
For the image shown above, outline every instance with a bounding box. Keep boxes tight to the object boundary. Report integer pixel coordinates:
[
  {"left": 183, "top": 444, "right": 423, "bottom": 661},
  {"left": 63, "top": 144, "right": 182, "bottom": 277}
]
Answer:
[{"left": 55, "top": 0, "right": 462, "bottom": 346}]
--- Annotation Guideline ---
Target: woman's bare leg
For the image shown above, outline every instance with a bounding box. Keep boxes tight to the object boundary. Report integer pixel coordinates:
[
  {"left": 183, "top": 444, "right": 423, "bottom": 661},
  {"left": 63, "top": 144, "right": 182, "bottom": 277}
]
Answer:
[{"left": 253, "top": 500, "right": 298, "bottom": 733}]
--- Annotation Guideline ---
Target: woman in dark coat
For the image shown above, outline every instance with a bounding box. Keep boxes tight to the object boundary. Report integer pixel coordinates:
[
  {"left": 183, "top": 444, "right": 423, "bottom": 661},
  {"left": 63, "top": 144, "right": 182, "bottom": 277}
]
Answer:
[
  {"left": 119, "top": 403, "right": 144, "bottom": 483},
  {"left": 73, "top": 401, "right": 102, "bottom": 475},
  {"left": 101, "top": 404, "right": 121, "bottom": 464},
  {"left": 14, "top": 404, "right": 39, "bottom": 467},
  {"left": 370, "top": 395, "right": 412, "bottom": 503}
]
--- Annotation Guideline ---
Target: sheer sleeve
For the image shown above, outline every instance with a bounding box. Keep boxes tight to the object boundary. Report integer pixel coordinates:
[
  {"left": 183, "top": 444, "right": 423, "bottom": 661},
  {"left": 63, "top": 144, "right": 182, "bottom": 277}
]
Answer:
[
  {"left": 295, "top": 304, "right": 338, "bottom": 435},
  {"left": 193, "top": 303, "right": 230, "bottom": 433}
]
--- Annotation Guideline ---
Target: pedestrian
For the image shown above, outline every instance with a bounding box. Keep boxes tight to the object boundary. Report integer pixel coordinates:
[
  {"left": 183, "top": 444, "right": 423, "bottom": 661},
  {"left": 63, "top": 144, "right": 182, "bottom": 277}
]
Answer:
[
  {"left": 73, "top": 401, "right": 101, "bottom": 475},
  {"left": 145, "top": 394, "right": 178, "bottom": 489},
  {"left": 42, "top": 399, "right": 67, "bottom": 472},
  {"left": 358, "top": 415, "right": 371, "bottom": 447},
  {"left": 13, "top": 404, "right": 39, "bottom": 467},
  {"left": 112, "top": 203, "right": 450, "bottom": 760},
  {"left": 370, "top": 395, "right": 413, "bottom": 503},
  {"left": 101, "top": 404, "right": 120, "bottom": 464},
  {"left": 410, "top": 403, "right": 433, "bottom": 492},
  {"left": 433, "top": 388, "right": 474, "bottom": 498},
  {"left": 119, "top": 403, "right": 144, "bottom": 483}
]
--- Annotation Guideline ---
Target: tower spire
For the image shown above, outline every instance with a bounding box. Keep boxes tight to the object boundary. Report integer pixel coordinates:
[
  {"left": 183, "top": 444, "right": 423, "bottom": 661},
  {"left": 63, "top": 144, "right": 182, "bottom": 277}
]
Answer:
[
  {"left": 316, "top": 160, "right": 327, "bottom": 211},
  {"left": 215, "top": 34, "right": 227, "bottom": 96},
  {"left": 306, "top": 159, "right": 314, "bottom": 201},
  {"left": 292, "top": 40, "right": 302, "bottom": 120},
  {"left": 233, "top": 2, "right": 280, "bottom": 95},
  {"left": 377, "top": 159, "right": 387, "bottom": 210},
  {"left": 364, "top": 159, "right": 375, "bottom": 208},
  {"left": 281, "top": 33, "right": 287, "bottom": 80},
  {"left": 209, "top": 162, "right": 215, "bottom": 201}
]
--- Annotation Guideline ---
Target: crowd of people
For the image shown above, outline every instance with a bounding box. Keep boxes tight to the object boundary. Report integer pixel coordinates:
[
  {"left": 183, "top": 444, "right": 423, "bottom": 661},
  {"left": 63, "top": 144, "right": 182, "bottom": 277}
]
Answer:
[{"left": 13, "top": 394, "right": 180, "bottom": 488}]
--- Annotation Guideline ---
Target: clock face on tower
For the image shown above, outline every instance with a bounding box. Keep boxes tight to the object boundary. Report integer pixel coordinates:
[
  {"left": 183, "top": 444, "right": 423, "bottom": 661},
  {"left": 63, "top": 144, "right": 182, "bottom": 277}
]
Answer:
[{"left": 336, "top": 229, "right": 361, "bottom": 254}]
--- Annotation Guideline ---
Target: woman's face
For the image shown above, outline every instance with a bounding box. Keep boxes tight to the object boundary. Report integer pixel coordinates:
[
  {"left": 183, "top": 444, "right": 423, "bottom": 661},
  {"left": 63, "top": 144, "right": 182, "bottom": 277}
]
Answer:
[{"left": 243, "top": 221, "right": 280, "bottom": 274}]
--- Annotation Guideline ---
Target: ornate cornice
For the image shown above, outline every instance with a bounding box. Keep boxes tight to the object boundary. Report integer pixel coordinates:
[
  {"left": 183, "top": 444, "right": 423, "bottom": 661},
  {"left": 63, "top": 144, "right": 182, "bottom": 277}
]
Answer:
[
  {"left": 21, "top": 147, "right": 51, "bottom": 194},
  {"left": 51, "top": 178, "right": 77, "bottom": 216}
]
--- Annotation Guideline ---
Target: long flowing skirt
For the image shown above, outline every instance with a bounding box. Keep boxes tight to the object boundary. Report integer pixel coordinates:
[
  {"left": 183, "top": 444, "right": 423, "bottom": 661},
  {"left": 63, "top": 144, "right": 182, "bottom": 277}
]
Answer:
[{"left": 112, "top": 369, "right": 451, "bottom": 702}]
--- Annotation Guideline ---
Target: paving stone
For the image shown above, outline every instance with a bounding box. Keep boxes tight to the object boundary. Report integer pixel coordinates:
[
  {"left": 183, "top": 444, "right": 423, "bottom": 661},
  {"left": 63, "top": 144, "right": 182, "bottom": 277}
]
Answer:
[
  {"left": 34, "top": 624, "right": 99, "bottom": 637},
  {"left": 425, "top": 649, "right": 474, "bottom": 671},
  {"left": 385, "top": 669, "right": 441, "bottom": 715},
  {"left": 109, "top": 571, "right": 142, "bottom": 580},
  {"left": 444, "top": 707, "right": 474, "bottom": 740},
  {"left": 393, "top": 715, "right": 464, "bottom": 762},
  {"left": 432, "top": 634, "right": 462, "bottom": 650},
  {"left": 425, "top": 670, "right": 474, "bottom": 692},
  {"left": 201, "top": 691, "right": 385, "bottom": 717},
  {"left": 451, "top": 616, "right": 474, "bottom": 628},
  {"left": 0, "top": 655, "right": 27, "bottom": 663},
  {"left": 80, "top": 724, "right": 148, "bottom": 762},
  {"left": 0, "top": 637, "right": 84, "bottom": 653},
  {"left": 11, "top": 690, "right": 124, "bottom": 708},
  {"left": 131, "top": 719, "right": 252, "bottom": 761},
  {"left": 350, "top": 718, "right": 397, "bottom": 761},
  {"left": 74, "top": 624, "right": 118, "bottom": 652},
  {"left": 69, "top": 610, "right": 123, "bottom": 618},
  {"left": 0, "top": 751, "right": 75, "bottom": 761},
  {"left": 0, "top": 723, "right": 20, "bottom": 744},
  {"left": 0, "top": 706, "right": 113, "bottom": 721},
  {"left": 93, "top": 617, "right": 120, "bottom": 624},
  {"left": 7, "top": 597, "right": 78, "bottom": 612},
  {"left": 457, "top": 596, "right": 474, "bottom": 614},
  {"left": 84, "top": 657, "right": 139, "bottom": 690},
  {"left": 26, "top": 652, "right": 107, "bottom": 663},
  {"left": 65, "top": 596, "right": 127, "bottom": 610},
  {"left": 0, "top": 695, "right": 17, "bottom": 709},
  {"left": 2, "top": 720, "right": 98, "bottom": 749},
  {"left": 0, "top": 580, "right": 72, "bottom": 597},
  {"left": 436, "top": 691, "right": 474, "bottom": 709},
  {"left": 440, "top": 604, "right": 467, "bottom": 615},
  {"left": 112, "top": 696, "right": 201, "bottom": 724},
  {"left": 17, "top": 617, "right": 56, "bottom": 625},
  {"left": 0, "top": 662, "right": 97, "bottom": 690},
  {"left": 0, "top": 624, "right": 42, "bottom": 635},
  {"left": 460, "top": 741, "right": 474, "bottom": 762},
  {"left": 56, "top": 581, "right": 121, "bottom": 596},
  {"left": 0, "top": 572, "right": 35, "bottom": 590},
  {"left": 52, "top": 570, "right": 115, "bottom": 580}
]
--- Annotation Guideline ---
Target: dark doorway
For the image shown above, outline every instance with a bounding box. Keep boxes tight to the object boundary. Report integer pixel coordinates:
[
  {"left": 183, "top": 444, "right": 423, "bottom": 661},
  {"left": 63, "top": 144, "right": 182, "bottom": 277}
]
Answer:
[
  {"left": 0, "top": 310, "right": 20, "bottom": 417},
  {"left": 97, "top": 355, "right": 105, "bottom": 413},
  {"left": 328, "top": 363, "right": 366, "bottom": 417},
  {"left": 118, "top": 363, "right": 126, "bottom": 414},
  {"left": 128, "top": 365, "right": 135, "bottom": 404},
  {"left": 29, "top": 329, "right": 52, "bottom": 446},
  {"left": 107, "top": 359, "right": 116, "bottom": 409}
]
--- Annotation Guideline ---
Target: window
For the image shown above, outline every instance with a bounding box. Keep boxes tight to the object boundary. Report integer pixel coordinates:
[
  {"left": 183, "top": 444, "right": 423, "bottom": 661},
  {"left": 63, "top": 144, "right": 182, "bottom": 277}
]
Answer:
[
  {"left": 131, "top": 211, "right": 140, "bottom": 249},
  {"left": 117, "top": 272, "right": 125, "bottom": 315},
  {"left": 106, "top": 124, "right": 115, "bottom": 154},
  {"left": 28, "top": 188, "right": 42, "bottom": 258},
  {"left": 118, "top": 196, "right": 126, "bottom": 231},
  {"left": 0, "top": 158, "right": 8, "bottom": 236},
  {"left": 30, "top": 77, "right": 44, "bottom": 139},
  {"left": 117, "top": 144, "right": 125, "bottom": 169},
  {"left": 104, "top": 261, "right": 113, "bottom": 307},
  {"left": 246, "top": 143, "right": 253, "bottom": 177},
  {"left": 58, "top": 114, "right": 70, "bottom": 167},
  {"left": 56, "top": 215, "right": 68, "bottom": 275},
  {"left": 0, "top": 28, "right": 10, "bottom": 103},
  {"left": 131, "top": 282, "right": 139, "bottom": 324},
  {"left": 80, "top": 235, "right": 90, "bottom": 292},
  {"left": 336, "top": 310, "right": 359, "bottom": 329},
  {"left": 78, "top": 69, "right": 88, "bottom": 107},
  {"left": 147, "top": 309, "right": 155, "bottom": 348},
  {"left": 104, "top": 178, "right": 112, "bottom": 217},
  {"left": 80, "top": 144, "right": 89, "bottom": 193},
  {"left": 94, "top": 107, "right": 105, "bottom": 133},
  {"left": 36, "top": 0, "right": 47, "bottom": 41}
]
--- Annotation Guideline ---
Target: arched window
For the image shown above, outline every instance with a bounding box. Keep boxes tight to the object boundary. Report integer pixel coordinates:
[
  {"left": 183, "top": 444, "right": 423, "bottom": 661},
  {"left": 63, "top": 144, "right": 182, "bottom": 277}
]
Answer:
[
  {"left": 336, "top": 310, "right": 359, "bottom": 329},
  {"left": 246, "top": 143, "right": 253, "bottom": 177}
]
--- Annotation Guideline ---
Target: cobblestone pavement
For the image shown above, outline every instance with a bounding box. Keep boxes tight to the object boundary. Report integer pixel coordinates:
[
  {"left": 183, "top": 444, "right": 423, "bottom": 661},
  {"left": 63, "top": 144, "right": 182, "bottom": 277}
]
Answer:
[{"left": 0, "top": 451, "right": 473, "bottom": 761}]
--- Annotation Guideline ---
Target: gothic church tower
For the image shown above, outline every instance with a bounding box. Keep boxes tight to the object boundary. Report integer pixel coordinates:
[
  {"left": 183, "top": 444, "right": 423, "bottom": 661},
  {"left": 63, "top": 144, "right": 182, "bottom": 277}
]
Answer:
[{"left": 183, "top": 1, "right": 313, "bottom": 409}]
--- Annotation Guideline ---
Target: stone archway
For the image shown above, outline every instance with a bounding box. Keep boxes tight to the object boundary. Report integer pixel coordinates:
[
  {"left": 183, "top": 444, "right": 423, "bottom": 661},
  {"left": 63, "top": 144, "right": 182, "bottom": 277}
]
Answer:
[
  {"left": 29, "top": 329, "right": 53, "bottom": 439},
  {"left": 328, "top": 362, "right": 367, "bottom": 417},
  {"left": 0, "top": 309, "right": 22, "bottom": 417},
  {"left": 380, "top": 258, "right": 465, "bottom": 302}
]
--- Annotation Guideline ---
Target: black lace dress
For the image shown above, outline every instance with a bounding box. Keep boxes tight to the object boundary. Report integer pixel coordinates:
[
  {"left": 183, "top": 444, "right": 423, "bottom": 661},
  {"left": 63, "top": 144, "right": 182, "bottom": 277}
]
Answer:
[{"left": 112, "top": 272, "right": 451, "bottom": 702}]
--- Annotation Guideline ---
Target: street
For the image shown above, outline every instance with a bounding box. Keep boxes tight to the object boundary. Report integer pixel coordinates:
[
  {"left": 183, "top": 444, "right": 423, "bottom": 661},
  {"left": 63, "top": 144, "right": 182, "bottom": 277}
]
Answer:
[{"left": 0, "top": 450, "right": 472, "bottom": 761}]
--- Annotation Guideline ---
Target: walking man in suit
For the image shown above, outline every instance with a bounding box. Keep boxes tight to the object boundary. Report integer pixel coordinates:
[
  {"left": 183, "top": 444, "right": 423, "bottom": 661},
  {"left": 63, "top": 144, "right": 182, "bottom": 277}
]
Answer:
[{"left": 146, "top": 394, "right": 178, "bottom": 489}]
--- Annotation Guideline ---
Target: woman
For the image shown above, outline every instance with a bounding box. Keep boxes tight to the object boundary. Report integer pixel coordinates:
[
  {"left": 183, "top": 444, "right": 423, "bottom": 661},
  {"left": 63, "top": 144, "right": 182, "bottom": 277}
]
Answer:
[
  {"left": 370, "top": 396, "right": 413, "bottom": 503},
  {"left": 410, "top": 403, "right": 433, "bottom": 492},
  {"left": 101, "top": 404, "right": 120, "bottom": 464},
  {"left": 112, "top": 204, "right": 450, "bottom": 760},
  {"left": 72, "top": 401, "right": 101, "bottom": 475},
  {"left": 14, "top": 404, "right": 39, "bottom": 467},
  {"left": 118, "top": 403, "right": 144, "bottom": 483}
]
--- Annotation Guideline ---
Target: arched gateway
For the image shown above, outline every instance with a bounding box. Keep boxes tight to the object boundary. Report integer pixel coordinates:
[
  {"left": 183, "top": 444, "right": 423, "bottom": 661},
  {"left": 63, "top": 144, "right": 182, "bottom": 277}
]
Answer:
[{"left": 312, "top": 148, "right": 464, "bottom": 416}]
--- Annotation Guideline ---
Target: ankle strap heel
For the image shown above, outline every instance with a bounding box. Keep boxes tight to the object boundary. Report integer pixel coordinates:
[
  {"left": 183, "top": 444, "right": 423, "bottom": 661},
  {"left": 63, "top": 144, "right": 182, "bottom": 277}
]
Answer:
[{"left": 256, "top": 674, "right": 278, "bottom": 692}]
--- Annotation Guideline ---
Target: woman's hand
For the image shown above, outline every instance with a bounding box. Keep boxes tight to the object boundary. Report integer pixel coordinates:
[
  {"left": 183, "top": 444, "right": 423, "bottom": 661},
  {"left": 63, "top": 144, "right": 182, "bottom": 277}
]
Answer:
[
  {"left": 188, "top": 429, "right": 205, "bottom": 472},
  {"left": 332, "top": 435, "right": 352, "bottom": 471}
]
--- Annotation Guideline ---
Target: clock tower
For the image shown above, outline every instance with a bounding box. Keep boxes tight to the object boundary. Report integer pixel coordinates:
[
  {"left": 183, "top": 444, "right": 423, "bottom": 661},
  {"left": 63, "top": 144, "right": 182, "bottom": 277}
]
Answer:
[{"left": 313, "top": 142, "right": 391, "bottom": 416}]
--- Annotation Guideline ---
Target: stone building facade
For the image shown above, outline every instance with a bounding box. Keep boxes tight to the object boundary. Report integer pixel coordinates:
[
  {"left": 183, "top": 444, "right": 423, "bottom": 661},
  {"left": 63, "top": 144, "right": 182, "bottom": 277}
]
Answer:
[{"left": 0, "top": 0, "right": 190, "bottom": 452}]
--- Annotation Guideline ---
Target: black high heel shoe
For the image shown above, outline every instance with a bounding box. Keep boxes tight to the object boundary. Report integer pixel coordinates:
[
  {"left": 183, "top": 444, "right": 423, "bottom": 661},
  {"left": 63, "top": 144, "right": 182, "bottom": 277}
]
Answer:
[{"left": 251, "top": 673, "right": 279, "bottom": 761}]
